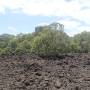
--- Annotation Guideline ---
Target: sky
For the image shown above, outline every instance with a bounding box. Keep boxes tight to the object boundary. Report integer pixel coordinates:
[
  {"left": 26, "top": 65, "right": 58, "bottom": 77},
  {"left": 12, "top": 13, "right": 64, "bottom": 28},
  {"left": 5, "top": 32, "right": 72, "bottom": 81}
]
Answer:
[{"left": 0, "top": 0, "right": 90, "bottom": 36}]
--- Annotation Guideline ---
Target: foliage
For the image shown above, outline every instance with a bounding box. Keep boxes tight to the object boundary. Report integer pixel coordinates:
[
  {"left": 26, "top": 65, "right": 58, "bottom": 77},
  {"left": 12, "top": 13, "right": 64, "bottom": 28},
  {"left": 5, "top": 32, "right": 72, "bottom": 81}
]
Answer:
[{"left": 0, "top": 23, "right": 90, "bottom": 56}]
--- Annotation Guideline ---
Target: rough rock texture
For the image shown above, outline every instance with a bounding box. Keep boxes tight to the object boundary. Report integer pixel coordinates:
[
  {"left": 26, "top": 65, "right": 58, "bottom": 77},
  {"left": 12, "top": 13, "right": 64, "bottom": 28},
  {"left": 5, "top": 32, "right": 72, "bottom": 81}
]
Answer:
[{"left": 0, "top": 54, "right": 90, "bottom": 90}]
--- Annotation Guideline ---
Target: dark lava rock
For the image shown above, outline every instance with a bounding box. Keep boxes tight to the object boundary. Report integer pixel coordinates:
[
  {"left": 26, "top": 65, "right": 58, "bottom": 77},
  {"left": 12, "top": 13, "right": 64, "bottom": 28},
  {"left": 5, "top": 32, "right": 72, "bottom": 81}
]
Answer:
[{"left": 0, "top": 54, "right": 90, "bottom": 90}]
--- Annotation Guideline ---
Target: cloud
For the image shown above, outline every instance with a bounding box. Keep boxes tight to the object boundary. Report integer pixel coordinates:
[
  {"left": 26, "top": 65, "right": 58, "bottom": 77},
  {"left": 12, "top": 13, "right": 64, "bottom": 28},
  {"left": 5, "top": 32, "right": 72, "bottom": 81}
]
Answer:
[
  {"left": 0, "top": 0, "right": 90, "bottom": 35},
  {"left": 0, "top": 0, "right": 88, "bottom": 16},
  {"left": 8, "top": 26, "right": 18, "bottom": 34},
  {"left": 59, "top": 18, "right": 90, "bottom": 36},
  {"left": 0, "top": 0, "right": 81, "bottom": 14},
  {"left": 35, "top": 22, "right": 49, "bottom": 27},
  {"left": 0, "top": 7, "right": 5, "bottom": 14}
]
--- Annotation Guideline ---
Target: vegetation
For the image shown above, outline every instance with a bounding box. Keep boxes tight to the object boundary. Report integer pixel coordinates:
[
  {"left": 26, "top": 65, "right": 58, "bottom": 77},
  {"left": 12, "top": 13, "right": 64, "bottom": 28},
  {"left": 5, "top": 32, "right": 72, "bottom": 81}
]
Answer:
[{"left": 0, "top": 22, "right": 90, "bottom": 56}]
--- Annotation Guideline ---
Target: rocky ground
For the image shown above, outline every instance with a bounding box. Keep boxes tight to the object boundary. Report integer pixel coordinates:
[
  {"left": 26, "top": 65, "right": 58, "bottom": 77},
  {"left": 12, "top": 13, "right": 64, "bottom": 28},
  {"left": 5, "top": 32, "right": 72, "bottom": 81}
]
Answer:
[{"left": 0, "top": 53, "right": 90, "bottom": 90}]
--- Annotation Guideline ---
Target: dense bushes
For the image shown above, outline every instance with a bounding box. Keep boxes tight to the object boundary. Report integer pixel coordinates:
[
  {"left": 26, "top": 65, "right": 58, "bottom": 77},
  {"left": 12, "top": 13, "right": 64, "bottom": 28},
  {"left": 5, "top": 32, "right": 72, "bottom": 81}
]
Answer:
[{"left": 0, "top": 23, "right": 90, "bottom": 56}]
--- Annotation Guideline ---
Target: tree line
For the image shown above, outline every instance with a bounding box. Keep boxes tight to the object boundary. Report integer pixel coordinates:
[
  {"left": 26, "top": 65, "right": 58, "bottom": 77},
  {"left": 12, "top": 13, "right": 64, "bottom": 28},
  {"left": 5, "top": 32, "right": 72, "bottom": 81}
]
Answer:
[{"left": 0, "top": 22, "right": 90, "bottom": 56}]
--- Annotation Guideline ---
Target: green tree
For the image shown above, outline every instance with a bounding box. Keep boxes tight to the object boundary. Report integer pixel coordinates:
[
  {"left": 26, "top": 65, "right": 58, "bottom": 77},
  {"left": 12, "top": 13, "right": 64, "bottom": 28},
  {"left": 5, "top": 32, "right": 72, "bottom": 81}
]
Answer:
[
  {"left": 31, "top": 23, "right": 69, "bottom": 56},
  {"left": 73, "top": 31, "right": 90, "bottom": 53}
]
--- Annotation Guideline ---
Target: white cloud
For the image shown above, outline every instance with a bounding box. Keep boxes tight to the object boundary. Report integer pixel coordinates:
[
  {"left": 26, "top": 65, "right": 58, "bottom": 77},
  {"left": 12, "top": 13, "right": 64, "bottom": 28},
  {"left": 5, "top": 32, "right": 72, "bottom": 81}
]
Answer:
[
  {"left": 0, "top": 7, "right": 5, "bottom": 14},
  {"left": 35, "top": 22, "right": 49, "bottom": 27},
  {"left": 0, "top": 0, "right": 82, "bottom": 16},
  {"left": 0, "top": 0, "right": 90, "bottom": 35},
  {"left": 59, "top": 18, "right": 90, "bottom": 36},
  {"left": 8, "top": 26, "right": 18, "bottom": 34}
]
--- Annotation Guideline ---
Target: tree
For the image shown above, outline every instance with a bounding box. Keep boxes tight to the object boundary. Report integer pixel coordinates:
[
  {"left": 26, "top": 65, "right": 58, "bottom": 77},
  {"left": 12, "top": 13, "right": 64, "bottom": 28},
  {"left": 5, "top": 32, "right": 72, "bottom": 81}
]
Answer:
[
  {"left": 31, "top": 23, "right": 69, "bottom": 56},
  {"left": 73, "top": 31, "right": 90, "bottom": 53},
  {"left": 15, "top": 40, "right": 31, "bottom": 54},
  {"left": 0, "top": 23, "right": 90, "bottom": 56},
  {"left": 0, "top": 34, "right": 14, "bottom": 48}
]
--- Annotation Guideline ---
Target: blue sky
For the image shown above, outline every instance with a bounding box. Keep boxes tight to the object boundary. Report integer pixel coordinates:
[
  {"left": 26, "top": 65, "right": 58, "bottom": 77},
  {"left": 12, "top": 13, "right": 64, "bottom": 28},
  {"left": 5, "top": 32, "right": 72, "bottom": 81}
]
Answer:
[{"left": 0, "top": 0, "right": 90, "bottom": 36}]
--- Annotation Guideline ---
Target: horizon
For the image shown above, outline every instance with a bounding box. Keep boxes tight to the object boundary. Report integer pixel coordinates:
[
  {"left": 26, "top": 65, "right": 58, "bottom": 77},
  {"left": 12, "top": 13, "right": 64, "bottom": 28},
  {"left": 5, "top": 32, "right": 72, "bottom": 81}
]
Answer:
[
  {"left": 0, "top": 0, "right": 90, "bottom": 36},
  {"left": 0, "top": 23, "right": 89, "bottom": 37}
]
